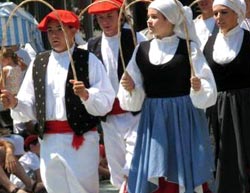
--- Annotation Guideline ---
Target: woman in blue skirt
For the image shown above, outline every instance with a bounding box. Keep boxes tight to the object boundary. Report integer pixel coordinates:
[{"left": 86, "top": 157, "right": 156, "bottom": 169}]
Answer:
[{"left": 117, "top": 0, "right": 217, "bottom": 192}]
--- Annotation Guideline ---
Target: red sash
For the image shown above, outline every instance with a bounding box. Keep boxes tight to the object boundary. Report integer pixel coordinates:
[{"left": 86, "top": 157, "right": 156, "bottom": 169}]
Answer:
[
  {"left": 45, "top": 120, "right": 97, "bottom": 150},
  {"left": 108, "top": 98, "right": 127, "bottom": 115}
]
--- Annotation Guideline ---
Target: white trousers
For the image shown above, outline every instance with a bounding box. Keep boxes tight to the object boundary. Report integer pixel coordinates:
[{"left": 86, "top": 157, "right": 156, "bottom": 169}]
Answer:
[
  {"left": 101, "top": 112, "right": 140, "bottom": 188},
  {"left": 40, "top": 131, "right": 99, "bottom": 193}
]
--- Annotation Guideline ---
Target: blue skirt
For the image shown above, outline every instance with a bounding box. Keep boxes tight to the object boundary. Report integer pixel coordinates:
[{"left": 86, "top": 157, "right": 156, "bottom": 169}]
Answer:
[{"left": 128, "top": 95, "right": 214, "bottom": 193}]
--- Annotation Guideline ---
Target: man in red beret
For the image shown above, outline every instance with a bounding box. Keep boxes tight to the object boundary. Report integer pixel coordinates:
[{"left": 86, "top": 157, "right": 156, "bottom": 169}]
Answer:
[
  {"left": 0, "top": 9, "right": 115, "bottom": 193},
  {"left": 87, "top": 0, "right": 147, "bottom": 191}
]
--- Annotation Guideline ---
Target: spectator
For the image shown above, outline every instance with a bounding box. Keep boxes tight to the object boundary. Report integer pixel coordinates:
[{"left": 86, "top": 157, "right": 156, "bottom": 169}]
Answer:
[
  {"left": 241, "top": 0, "right": 250, "bottom": 30},
  {"left": 0, "top": 139, "right": 35, "bottom": 193},
  {"left": 98, "top": 144, "right": 110, "bottom": 181},
  {"left": 0, "top": 48, "right": 27, "bottom": 134},
  {"left": 193, "top": 0, "right": 217, "bottom": 51},
  {"left": 0, "top": 48, "right": 24, "bottom": 95},
  {"left": 10, "top": 135, "right": 43, "bottom": 190},
  {"left": 8, "top": 45, "right": 32, "bottom": 68}
]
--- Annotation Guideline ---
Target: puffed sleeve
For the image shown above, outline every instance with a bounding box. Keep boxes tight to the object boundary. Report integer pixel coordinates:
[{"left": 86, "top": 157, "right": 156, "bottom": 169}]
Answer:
[
  {"left": 11, "top": 61, "right": 37, "bottom": 123},
  {"left": 189, "top": 42, "right": 217, "bottom": 109},
  {"left": 117, "top": 46, "right": 146, "bottom": 111},
  {"left": 81, "top": 53, "right": 115, "bottom": 116}
]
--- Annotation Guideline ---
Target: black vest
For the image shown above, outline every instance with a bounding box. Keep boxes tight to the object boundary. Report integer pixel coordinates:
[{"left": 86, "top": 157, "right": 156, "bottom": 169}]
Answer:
[
  {"left": 88, "top": 28, "right": 140, "bottom": 117},
  {"left": 88, "top": 28, "right": 135, "bottom": 80},
  {"left": 203, "top": 29, "right": 250, "bottom": 91},
  {"left": 33, "top": 47, "right": 100, "bottom": 138},
  {"left": 136, "top": 39, "right": 191, "bottom": 98}
]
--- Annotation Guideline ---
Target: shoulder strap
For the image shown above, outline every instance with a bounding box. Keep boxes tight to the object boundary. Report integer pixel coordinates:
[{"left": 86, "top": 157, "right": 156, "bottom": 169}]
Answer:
[
  {"left": 32, "top": 51, "right": 51, "bottom": 138},
  {"left": 88, "top": 36, "right": 103, "bottom": 63}
]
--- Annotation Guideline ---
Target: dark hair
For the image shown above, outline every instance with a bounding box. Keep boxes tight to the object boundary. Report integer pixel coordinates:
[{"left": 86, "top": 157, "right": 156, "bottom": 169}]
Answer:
[
  {"left": 0, "top": 48, "right": 18, "bottom": 64},
  {"left": 25, "top": 139, "right": 39, "bottom": 151}
]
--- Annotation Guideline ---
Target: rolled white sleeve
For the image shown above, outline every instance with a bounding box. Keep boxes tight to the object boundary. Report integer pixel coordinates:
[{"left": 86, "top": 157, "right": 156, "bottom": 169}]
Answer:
[
  {"left": 189, "top": 42, "right": 217, "bottom": 109},
  {"left": 117, "top": 46, "right": 146, "bottom": 111}
]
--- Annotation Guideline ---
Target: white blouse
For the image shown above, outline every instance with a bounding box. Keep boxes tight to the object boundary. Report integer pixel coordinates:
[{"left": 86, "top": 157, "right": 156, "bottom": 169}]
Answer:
[
  {"left": 213, "top": 26, "right": 244, "bottom": 65},
  {"left": 117, "top": 35, "right": 217, "bottom": 110},
  {"left": 194, "top": 16, "right": 216, "bottom": 51},
  {"left": 101, "top": 31, "right": 147, "bottom": 93},
  {"left": 11, "top": 45, "right": 115, "bottom": 123}
]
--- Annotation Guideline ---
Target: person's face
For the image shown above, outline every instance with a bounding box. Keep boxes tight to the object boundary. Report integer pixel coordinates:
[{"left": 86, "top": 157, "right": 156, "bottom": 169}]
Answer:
[
  {"left": 213, "top": 4, "right": 238, "bottom": 34},
  {"left": 47, "top": 20, "right": 77, "bottom": 53},
  {"left": 1, "top": 57, "right": 11, "bottom": 66},
  {"left": 96, "top": 10, "right": 119, "bottom": 37},
  {"left": 245, "top": 0, "right": 250, "bottom": 17},
  {"left": 30, "top": 140, "right": 40, "bottom": 155},
  {"left": 198, "top": 0, "right": 213, "bottom": 14},
  {"left": 147, "top": 8, "right": 174, "bottom": 39}
]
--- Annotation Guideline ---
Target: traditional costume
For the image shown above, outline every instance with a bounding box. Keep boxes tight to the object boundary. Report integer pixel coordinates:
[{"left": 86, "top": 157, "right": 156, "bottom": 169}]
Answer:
[
  {"left": 117, "top": 0, "right": 217, "bottom": 192},
  {"left": 87, "top": 0, "right": 146, "bottom": 188},
  {"left": 11, "top": 10, "right": 115, "bottom": 193},
  {"left": 194, "top": 13, "right": 217, "bottom": 51},
  {"left": 204, "top": 0, "right": 250, "bottom": 192}
]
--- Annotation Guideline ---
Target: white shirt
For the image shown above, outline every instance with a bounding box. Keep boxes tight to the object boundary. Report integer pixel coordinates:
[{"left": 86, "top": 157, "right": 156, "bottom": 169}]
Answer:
[
  {"left": 117, "top": 35, "right": 217, "bottom": 110},
  {"left": 10, "top": 152, "right": 40, "bottom": 188},
  {"left": 16, "top": 47, "right": 32, "bottom": 67},
  {"left": 19, "top": 151, "right": 40, "bottom": 171},
  {"left": 24, "top": 43, "right": 37, "bottom": 62},
  {"left": 101, "top": 31, "right": 147, "bottom": 94},
  {"left": 194, "top": 15, "right": 216, "bottom": 51},
  {"left": 11, "top": 45, "right": 115, "bottom": 123},
  {"left": 213, "top": 26, "right": 244, "bottom": 65}
]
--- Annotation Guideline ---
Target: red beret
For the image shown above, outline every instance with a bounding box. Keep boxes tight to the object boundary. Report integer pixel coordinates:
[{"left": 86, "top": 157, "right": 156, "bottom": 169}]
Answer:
[
  {"left": 24, "top": 135, "right": 38, "bottom": 149},
  {"left": 88, "top": 0, "right": 123, "bottom": 14},
  {"left": 38, "top": 10, "right": 80, "bottom": 31}
]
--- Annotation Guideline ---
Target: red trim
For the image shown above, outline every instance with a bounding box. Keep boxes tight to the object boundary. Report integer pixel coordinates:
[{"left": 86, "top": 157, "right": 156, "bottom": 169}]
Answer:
[
  {"left": 153, "top": 178, "right": 212, "bottom": 193},
  {"left": 153, "top": 178, "right": 179, "bottom": 193},
  {"left": 202, "top": 183, "right": 213, "bottom": 193}
]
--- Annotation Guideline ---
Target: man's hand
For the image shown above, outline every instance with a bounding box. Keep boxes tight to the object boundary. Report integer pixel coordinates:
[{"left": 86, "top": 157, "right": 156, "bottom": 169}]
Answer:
[
  {"left": 0, "top": 90, "right": 18, "bottom": 109},
  {"left": 69, "top": 79, "right": 89, "bottom": 101}
]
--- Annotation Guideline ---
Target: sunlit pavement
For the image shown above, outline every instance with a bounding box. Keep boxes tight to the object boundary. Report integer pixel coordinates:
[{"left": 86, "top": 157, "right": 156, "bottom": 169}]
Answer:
[{"left": 100, "top": 180, "right": 119, "bottom": 193}]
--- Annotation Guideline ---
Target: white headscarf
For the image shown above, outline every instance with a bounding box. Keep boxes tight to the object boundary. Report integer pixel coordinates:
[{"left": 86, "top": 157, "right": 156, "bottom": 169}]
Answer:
[
  {"left": 148, "top": 0, "right": 200, "bottom": 46},
  {"left": 213, "top": 0, "right": 246, "bottom": 24}
]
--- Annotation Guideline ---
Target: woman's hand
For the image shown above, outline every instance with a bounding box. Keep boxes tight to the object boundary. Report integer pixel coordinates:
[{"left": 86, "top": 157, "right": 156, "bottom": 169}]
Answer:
[
  {"left": 190, "top": 76, "right": 201, "bottom": 92},
  {"left": 120, "top": 71, "right": 135, "bottom": 92}
]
